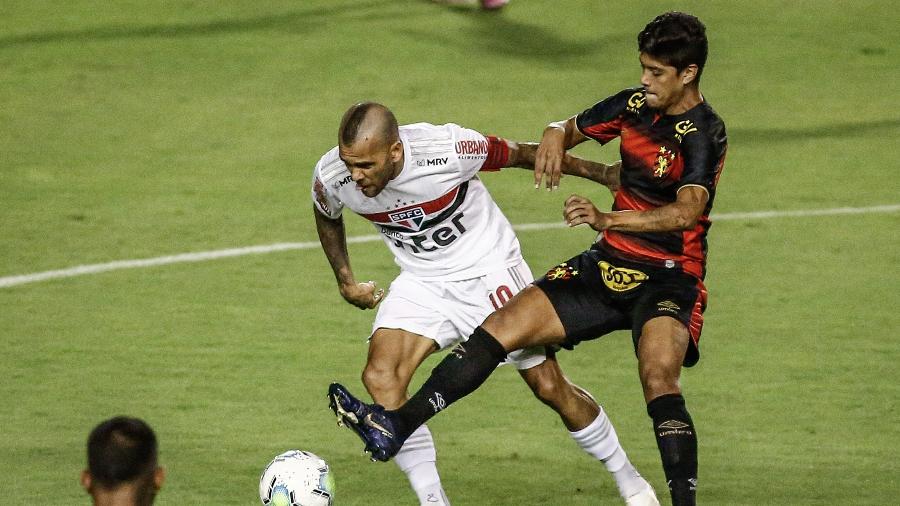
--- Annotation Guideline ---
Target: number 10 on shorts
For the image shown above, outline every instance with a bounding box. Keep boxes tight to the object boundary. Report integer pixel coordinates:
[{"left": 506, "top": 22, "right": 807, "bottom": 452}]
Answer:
[{"left": 489, "top": 285, "right": 513, "bottom": 310}]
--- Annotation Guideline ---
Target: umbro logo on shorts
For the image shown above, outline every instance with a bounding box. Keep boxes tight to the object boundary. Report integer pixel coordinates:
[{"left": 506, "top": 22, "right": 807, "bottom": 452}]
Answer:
[{"left": 657, "top": 300, "right": 681, "bottom": 312}]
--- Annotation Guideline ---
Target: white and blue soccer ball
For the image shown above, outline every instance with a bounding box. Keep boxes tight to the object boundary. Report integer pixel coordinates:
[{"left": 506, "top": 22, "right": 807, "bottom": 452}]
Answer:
[{"left": 259, "top": 450, "right": 334, "bottom": 506}]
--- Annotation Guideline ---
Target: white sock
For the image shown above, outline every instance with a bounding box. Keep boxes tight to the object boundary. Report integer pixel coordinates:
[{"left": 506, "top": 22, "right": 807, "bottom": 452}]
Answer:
[
  {"left": 570, "top": 407, "right": 647, "bottom": 499},
  {"left": 394, "top": 424, "right": 451, "bottom": 505}
]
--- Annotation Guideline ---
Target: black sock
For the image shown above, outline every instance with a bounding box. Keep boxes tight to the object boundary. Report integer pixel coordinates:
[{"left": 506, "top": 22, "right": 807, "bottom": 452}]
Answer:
[
  {"left": 391, "top": 326, "right": 508, "bottom": 440},
  {"left": 647, "top": 393, "right": 698, "bottom": 506}
]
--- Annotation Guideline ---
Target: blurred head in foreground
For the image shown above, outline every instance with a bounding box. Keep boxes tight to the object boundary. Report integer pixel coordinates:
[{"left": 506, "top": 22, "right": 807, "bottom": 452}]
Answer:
[{"left": 82, "top": 416, "right": 165, "bottom": 506}]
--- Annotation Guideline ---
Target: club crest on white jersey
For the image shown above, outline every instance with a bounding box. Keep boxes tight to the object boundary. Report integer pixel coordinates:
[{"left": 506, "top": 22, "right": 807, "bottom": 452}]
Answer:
[
  {"left": 359, "top": 183, "right": 465, "bottom": 234},
  {"left": 312, "top": 123, "right": 522, "bottom": 280},
  {"left": 389, "top": 208, "right": 425, "bottom": 230}
]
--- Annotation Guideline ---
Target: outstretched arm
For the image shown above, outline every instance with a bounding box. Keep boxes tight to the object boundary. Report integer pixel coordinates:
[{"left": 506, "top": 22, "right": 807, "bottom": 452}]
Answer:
[
  {"left": 505, "top": 140, "right": 621, "bottom": 191},
  {"left": 534, "top": 116, "right": 590, "bottom": 190},
  {"left": 314, "top": 206, "right": 384, "bottom": 309}
]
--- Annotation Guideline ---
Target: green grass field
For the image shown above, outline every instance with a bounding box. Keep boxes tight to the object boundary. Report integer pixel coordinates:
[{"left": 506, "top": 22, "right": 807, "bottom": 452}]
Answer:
[{"left": 2, "top": 1, "right": 898, "bottom": 504}]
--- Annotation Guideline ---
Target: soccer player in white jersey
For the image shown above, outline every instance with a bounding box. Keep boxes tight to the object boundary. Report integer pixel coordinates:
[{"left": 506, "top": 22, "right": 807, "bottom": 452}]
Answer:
[{"left": 314, "top": 102, "right": 659, "bottom": 506}]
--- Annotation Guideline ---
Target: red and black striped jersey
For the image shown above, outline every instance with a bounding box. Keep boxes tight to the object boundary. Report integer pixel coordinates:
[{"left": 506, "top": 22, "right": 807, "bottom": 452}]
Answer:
[{"left": 576, "top": 87, "right": 727, "bottom": 280}]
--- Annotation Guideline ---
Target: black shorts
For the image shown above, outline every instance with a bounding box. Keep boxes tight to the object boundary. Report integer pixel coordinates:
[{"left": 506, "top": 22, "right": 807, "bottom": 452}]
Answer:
[{"left": 533, "top": 245, "right": 707, "bottom": 367}]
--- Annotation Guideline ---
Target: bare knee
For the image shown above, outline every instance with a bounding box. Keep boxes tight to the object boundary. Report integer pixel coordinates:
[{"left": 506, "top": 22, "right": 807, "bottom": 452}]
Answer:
[
  {"left": 522, "top": 365, "right": 571, "bottom": 409},
  {"left": 639, "top": 361, "right": 680, "bottom": 401},
  {"left": 482, "top": 309, "right": 516, "bottom": 341},
  {"left": 361, "top": 364, "right": 406, "bottom": 409},
  {"left": 637, "top": 317, "right": 689, "bottom": 402},
  {"left": 532, "top": 376, "right": 566, "bottom": 408},
  {"left": 522, "top": 361, "right": 600, "bottom": 430},
  {"left": 364, "top": 329, "right": 436, "bottom": 408}
]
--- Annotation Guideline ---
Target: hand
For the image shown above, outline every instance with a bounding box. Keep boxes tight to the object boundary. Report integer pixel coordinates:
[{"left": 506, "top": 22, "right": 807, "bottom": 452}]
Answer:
[
  {"left": 534, "top": 127, "right": 566, "bottom": 191},
  {"left": 339, "top": 280, "right": 385, "bottom": 310},
  {"left": 564, "top": 194, "right": 610, "bottom": 231}
]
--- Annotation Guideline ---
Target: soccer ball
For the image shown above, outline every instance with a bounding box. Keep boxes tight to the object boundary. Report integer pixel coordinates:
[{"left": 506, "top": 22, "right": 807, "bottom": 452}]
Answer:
[{"left": 259, "top": 450, "right": 335, "bottom": 506}]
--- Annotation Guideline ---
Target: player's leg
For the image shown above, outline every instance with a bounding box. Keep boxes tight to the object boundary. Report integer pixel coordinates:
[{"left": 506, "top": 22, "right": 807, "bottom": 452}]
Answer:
[
  {"left": 326, "top": 289, "right": 553, "bottom": 463},
  {"left": 383, "top": 253, "right": 604, "bottom": 444},
  {"left": 518, "top": 354, "right": 657, "bottom": 504},
  {"left": 328, "top": 252, "right": 613, "bottom": 461},
  {"left": 634, "top": 273, "right": 706, "bottom": 506},
  {"left": 517, "top": 352, "right": 598, "bottom": 431},
  {"left": 363, "top": 328, "right": 437, "bottom": 409},
  {"left": 363, "top": 327, "right": 449, "bottom": 506},
  {"left": 638, "top": 316, "right": 697, "bottom": 506},
  {"left": 386, "top": 284, "right": 566, "bottom": 441},
  {"left": 344, "top": 273, "right": 459, "bottom": 502}
]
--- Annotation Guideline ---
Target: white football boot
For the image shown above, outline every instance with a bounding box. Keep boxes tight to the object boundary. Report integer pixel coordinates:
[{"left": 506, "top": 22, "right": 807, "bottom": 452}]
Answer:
[{"left": 625, "top": 482, "right": 661, "bottom": 506}]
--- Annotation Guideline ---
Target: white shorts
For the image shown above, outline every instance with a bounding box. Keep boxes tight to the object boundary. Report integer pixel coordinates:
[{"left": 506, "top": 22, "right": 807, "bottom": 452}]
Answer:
[{"left": 371, "top": 260, "right": 546, "bottom": 370}]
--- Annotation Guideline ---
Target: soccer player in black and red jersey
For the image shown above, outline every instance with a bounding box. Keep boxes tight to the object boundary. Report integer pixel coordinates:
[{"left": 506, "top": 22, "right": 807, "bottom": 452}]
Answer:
[{"left": 329, "top": 12, "right": 726, "bottom": 506}]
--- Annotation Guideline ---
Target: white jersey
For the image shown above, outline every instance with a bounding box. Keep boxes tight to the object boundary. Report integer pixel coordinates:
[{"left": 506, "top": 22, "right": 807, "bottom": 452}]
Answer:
[{"left": 312, "top": 122, "right": 521, "bottom": 280}]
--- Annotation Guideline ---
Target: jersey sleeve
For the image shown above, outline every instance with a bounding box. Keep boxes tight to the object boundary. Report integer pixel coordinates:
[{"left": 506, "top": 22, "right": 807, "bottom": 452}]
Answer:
[
  {"left": 311, "top": 160, "right": 344, "bottom": 219},
  {"left": 447, "top": 123, "right": 510, "bottom": 179},
  {"left": 575, "top": 88, "right": 642, "bottom": 144},
  {"left": 678, "top": 127, "right": 727, "bottom": 194}
]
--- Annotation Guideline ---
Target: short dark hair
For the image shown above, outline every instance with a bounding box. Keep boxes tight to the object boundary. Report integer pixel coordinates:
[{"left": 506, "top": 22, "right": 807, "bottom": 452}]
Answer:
[
  {"left": 338, "top": 101, "right": 399, "bottom": 147},
  {"left": 87, "top": 416, "right": 158, "bottom": 488},
  {"left": 638, "top": 12, "right": 708, "bottom": 81}
]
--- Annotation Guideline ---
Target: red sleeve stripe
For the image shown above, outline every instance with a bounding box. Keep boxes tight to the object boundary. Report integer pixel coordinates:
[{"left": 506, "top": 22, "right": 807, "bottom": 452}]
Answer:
[
  {"left": 581, "top": 119, "right": 622, "bottom": 143},
  {"left": 480, "top": 135, "right": 509, "bottom": 171}
]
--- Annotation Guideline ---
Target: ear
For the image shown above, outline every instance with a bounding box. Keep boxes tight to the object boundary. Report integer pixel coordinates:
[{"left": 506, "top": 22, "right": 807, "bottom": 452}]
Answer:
[
  {"left": 389, "top": 140, "right": 403, "bottom": 162},
  {"left": 81, "top": 470, "right": 92, "bottom": 493},
  {"left": 153, "top": 466, "right": 166, "bottom": 491},
  {"left": 681, "top": 64, "right": 699, "bottom": 85}
]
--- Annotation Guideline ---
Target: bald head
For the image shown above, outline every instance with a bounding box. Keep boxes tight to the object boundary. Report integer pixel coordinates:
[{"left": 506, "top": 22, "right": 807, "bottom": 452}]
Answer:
[{"left": 339, "top": 102, "right": 399, "bottom": 149}]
